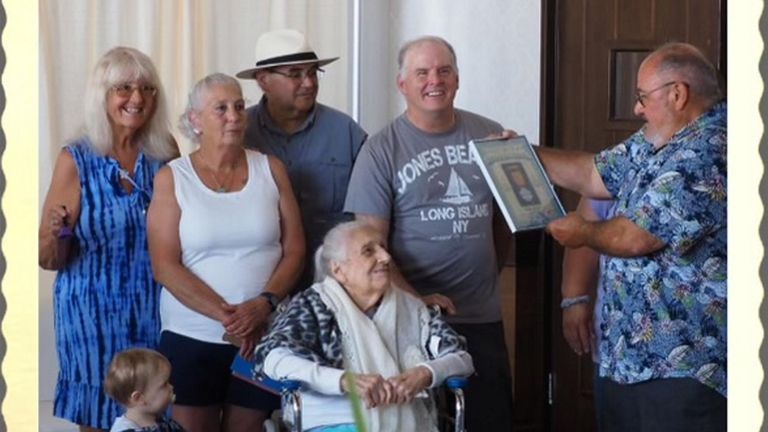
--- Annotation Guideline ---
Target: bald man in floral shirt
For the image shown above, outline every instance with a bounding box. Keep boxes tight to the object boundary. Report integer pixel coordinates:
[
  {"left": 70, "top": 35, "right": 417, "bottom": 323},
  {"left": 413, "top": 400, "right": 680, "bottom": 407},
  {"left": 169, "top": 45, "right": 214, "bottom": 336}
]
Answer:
[{"left": 535, "top": 42, "right": 726, "bottom": 432}]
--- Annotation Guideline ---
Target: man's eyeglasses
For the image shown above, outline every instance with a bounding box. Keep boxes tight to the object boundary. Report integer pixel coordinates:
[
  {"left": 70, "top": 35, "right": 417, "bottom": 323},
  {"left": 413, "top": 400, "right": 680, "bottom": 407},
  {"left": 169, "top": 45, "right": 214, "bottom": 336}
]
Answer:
[
  {"left": 111, "top": 83, "right": 158, "bottom": 98},
  {"left": 269, "top": 67, "right": 324, "bottom": 81},
  {"left": 635, "top": 81, "right": 686, "bottom": 108}
]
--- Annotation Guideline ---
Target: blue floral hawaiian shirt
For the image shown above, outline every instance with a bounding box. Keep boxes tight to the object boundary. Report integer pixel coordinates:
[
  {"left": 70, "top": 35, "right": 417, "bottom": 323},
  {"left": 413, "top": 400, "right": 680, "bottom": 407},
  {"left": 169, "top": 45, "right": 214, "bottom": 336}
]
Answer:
[{"left": 594, "top": 102, "right": 727, "bottom": 396}]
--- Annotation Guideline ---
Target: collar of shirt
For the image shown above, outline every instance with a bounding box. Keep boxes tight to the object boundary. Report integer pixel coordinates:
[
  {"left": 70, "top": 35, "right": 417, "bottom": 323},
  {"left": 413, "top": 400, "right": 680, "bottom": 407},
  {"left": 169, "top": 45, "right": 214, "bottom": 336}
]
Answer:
[
  {"left": 256, "top": 95, "right": 319, "bottom": 137},
  {"left": 640, "top": 101, "right": 727, "bottom": 154}
]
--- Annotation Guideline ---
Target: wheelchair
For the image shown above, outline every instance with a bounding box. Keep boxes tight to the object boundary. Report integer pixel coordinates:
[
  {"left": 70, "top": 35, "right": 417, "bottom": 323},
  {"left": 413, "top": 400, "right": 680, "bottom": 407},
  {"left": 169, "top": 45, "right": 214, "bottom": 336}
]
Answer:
[
  {"left": 233, "top": 355, "right": 468, "bottom": 431},
  {"left": 266, "top": 375, "right": 468, "bottom": 432}
]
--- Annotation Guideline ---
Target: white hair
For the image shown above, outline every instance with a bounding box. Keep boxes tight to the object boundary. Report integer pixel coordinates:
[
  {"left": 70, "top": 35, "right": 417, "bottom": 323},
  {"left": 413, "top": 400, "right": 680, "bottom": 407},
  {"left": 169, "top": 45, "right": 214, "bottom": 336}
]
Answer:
[
  {"left": 83, "top": 46, "right": 176, "bottom": 161},
  {"left": 397, "top": 35, "right": 458, "bottom": 78},
  {"left": 313, "top": 220, "right": 372, "bottom": 282},
  {"left": 178, "top": 73, "right": 243, "bottom": 143},
  {"left": 652, "top": 42, "right": 723, "bottom": 105}
]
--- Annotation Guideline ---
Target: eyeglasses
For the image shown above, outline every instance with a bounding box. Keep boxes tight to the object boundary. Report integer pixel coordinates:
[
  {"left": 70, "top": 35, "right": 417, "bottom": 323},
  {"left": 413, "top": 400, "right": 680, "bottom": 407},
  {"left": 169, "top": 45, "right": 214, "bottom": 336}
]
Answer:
[
  {"left": 634, "top": 81, "right": 684, "bottom": 108},
  {"left": 268, "top": 67, "right": 324, "bottom": 81},
  {"left": 111, "top": 83, "right": 158, "bottom": 98}
]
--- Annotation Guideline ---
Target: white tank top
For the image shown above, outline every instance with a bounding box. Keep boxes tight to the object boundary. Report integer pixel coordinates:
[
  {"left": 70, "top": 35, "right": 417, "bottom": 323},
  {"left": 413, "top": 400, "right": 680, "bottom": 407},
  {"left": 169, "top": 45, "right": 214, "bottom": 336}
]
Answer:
[{"left": 160, "top": 150, "right": 282, "bottom": 343}]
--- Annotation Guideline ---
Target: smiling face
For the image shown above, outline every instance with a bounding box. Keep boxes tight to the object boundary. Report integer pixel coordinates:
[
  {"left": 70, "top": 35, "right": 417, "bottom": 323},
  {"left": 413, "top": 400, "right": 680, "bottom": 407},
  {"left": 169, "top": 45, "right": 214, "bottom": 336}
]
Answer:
[
  {"left": 106, "top": 79, "right": 156, "bottom": 135},
  {"left": 191, "top": 83, "right": 246, "bottom": 146},
  {"left": 332, "top": 226, "right": 392, "bottom": 298},
  {"left": 397, "top": 40, "right": 459, "bottom": 122}
]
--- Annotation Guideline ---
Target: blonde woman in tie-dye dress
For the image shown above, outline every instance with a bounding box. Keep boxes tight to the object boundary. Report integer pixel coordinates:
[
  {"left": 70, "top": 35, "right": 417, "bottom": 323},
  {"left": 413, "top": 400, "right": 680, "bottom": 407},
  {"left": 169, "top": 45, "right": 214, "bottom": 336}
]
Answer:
[{"left": 39, "top": 47, "right": 178, "bottom": 431}]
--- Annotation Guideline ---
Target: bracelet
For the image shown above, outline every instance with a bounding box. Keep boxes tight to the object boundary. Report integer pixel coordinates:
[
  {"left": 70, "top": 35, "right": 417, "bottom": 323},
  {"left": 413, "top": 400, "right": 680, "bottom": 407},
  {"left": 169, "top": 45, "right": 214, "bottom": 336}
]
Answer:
[{"left": 560, "top": 295, "right": 590, "bottom": 309}]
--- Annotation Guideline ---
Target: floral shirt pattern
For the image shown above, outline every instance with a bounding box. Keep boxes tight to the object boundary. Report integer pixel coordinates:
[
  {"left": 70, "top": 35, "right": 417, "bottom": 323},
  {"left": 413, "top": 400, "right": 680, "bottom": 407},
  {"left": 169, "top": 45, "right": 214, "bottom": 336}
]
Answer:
[{"left": 594, "top": 102, "right": 726, "bottom": 396}]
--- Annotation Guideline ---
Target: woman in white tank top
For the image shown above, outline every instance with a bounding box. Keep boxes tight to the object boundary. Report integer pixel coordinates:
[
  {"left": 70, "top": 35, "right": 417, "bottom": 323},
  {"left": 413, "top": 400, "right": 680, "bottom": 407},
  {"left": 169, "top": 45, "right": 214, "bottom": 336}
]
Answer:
[{"left": 147, "top": 74, "right": 305, "bottom": 432}]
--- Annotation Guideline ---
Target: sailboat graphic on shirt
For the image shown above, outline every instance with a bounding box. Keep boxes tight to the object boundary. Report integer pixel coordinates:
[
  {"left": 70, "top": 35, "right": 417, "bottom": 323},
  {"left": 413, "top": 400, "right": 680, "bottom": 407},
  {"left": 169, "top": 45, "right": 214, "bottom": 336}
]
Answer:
[{"left": 441, "top": 168, "right": 472, "bottom": 204}]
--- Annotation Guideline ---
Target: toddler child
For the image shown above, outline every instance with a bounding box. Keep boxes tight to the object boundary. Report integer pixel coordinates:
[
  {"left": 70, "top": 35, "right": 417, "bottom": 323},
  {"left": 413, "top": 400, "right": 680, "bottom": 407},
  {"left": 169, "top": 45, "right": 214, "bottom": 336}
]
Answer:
[{"left": 104, "top": 348, "right": 185, "bottom": 432}]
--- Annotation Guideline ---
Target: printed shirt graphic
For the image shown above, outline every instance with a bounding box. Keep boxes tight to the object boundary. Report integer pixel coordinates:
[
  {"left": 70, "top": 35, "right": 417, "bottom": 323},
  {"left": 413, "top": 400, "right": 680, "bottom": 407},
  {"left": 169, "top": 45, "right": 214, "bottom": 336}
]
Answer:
[
  {"left": 594, "top": 102, "right": 727, "bottom": 396},
  {"left": 344, "top": 110, "right": 504, "bottom": 323},
  {"left": 442, "top": 167, "right": 473, "bottom": 204}
]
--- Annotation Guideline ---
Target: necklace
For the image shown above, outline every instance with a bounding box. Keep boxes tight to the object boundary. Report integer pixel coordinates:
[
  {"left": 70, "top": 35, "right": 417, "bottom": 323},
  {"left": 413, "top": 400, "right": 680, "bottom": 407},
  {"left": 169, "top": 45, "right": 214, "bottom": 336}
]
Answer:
[{"left": 195, "top": 151, "right": 235, "bottom": 193}]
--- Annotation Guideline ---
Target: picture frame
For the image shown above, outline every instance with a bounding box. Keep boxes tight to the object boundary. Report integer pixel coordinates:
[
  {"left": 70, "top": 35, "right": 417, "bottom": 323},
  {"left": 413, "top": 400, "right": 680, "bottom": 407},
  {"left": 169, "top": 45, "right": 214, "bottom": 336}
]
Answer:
[{"left": 469, "top": 136, "right": 565, "bottom": 232}]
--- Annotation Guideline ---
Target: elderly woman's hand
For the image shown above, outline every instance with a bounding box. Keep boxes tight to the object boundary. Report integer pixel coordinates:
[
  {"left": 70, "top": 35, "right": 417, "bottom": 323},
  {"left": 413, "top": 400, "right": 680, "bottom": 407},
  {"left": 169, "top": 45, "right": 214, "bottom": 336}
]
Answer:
[
  {"left": 387, "top": 366, "right": 432, "bottom": 403},
  {"left": 341, "top": 372, "right": 396, "bottom": 409},
  {"left": 222, "top": 298, "right": 271, "bottom": 338}
]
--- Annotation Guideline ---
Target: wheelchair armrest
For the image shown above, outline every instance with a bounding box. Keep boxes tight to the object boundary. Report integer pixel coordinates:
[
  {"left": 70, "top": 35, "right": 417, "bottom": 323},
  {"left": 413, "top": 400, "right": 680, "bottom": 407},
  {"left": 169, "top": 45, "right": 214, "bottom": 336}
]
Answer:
[
  {"left": 445, "top": 376, "right": 468, "bottom": 432},
  {"left": 260, "top": 376, "right": 302, "bottom": 393},
  {"left": 280, "top": 379, "right": 302, "bottom": 392},
  {"left": 445, "top": 376, "right": 468, "bottom": 390}
]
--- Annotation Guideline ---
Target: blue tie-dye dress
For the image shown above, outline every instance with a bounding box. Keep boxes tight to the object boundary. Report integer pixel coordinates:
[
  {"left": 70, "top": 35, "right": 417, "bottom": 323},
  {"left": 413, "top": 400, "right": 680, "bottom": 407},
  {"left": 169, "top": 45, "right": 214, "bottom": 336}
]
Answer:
[{"left": 53, "top": 138, "right": 165, "bottom": 429}]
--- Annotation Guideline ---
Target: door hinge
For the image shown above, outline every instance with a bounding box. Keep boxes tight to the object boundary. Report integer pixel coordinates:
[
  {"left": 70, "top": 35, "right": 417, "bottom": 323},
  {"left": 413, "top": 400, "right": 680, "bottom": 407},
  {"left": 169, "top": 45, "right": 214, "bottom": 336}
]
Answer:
[{"left": 548, "top": 372, "right": 554, "bottom": 405}]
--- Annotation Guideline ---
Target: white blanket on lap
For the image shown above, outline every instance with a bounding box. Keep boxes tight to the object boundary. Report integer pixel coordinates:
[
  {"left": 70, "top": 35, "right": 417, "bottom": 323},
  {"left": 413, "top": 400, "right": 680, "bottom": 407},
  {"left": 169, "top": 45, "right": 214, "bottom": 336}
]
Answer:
[{"left": 316, "top": 277, "right": 436, "bottom": 432}]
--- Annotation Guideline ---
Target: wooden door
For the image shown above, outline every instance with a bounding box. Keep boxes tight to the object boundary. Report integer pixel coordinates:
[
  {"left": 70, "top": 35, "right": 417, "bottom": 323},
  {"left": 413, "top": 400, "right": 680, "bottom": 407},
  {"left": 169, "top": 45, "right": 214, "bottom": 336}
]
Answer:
[{"left": 513, "top": 1, "right": 727, "bottom": 431}]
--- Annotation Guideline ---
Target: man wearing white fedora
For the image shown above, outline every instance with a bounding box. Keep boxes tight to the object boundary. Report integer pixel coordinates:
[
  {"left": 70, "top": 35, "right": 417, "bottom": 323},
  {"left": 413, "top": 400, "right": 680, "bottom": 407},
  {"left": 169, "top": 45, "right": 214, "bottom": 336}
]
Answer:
[{"left": 237, "top": 29, "right": 367, "bottom": 293}]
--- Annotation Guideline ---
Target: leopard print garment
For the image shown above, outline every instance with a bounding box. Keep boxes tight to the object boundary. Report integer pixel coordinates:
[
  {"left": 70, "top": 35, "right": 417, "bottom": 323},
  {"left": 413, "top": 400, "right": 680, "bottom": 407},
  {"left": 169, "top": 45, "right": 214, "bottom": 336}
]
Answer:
[{"left": 251, "top": 283, "right": 467, "bottom": 377}]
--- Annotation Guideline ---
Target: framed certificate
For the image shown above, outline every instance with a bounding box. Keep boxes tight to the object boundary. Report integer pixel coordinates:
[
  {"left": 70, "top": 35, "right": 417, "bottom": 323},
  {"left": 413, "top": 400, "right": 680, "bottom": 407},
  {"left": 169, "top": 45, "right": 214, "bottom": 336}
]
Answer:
[{"left": 469, "top": 136, "right": 565, "bottom": 232}]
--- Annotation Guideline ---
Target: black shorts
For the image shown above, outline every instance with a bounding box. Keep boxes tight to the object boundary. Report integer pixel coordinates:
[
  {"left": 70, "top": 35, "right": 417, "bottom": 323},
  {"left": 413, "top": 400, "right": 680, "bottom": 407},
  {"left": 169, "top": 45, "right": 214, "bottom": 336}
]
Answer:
[{"left": 158, "top": 330, "right": 280, "bottom": 411}]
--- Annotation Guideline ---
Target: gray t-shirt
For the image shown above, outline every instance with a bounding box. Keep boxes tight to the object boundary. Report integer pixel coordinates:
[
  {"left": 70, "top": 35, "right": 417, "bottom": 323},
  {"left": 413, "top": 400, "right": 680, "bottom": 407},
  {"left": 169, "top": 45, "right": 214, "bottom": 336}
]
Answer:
[{"left": 344, "top": 110, "right": 503, "bottom": 323}]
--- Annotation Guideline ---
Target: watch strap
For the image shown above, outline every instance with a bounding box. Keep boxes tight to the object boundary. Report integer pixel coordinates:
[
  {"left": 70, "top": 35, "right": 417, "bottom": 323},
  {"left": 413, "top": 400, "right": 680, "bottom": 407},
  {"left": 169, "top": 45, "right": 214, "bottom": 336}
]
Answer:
[{"left": 258, "top": 292, "right": 279, "bottom": 312}]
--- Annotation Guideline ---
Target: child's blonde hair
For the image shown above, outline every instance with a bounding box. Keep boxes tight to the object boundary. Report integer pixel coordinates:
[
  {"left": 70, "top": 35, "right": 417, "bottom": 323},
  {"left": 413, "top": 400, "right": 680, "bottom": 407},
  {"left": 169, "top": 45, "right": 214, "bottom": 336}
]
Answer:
[{"left": 104, "top": 348, "right": 170, "bottom": 405}]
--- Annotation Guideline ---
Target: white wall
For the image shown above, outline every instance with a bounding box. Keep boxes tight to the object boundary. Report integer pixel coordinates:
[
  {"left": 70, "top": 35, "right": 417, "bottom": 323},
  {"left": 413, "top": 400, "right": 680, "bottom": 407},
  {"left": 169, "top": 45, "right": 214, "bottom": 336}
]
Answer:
[{"left": 359, "top": 0, "right": 541, "bottom": 141}]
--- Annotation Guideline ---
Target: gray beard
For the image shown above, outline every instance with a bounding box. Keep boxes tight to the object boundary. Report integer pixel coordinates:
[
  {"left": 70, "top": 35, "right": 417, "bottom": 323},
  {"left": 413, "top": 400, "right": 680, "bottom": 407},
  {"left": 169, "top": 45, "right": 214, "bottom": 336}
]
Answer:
[{"left": 641, "top": 125, "right": 669, "bottom": 149}]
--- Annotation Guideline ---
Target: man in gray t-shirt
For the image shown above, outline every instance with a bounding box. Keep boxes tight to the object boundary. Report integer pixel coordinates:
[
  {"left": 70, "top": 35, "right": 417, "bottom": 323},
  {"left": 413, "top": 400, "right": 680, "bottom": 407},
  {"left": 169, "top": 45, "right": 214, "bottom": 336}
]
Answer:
[
  {"left": 344, "top": 35, "right": 513, "bottom": 432},
  {"left": 345, "top": 109, "right": 502, "bottom": 323}
]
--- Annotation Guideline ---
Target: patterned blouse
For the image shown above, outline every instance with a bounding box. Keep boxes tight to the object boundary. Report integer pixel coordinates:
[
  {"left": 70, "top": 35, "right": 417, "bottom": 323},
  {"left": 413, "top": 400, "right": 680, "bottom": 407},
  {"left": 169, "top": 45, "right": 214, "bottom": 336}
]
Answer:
[{"left": 594, "top": 102, "right": 727, "bottom": 396}]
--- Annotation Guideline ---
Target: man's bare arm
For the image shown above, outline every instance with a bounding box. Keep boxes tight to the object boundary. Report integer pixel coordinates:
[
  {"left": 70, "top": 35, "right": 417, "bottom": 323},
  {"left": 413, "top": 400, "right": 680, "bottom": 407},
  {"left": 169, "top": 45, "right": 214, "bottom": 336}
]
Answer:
[
  {"left": 535, "top": 147, "right": 612, "bottom": 199},
  {"left": 560, "top": 198, "right": 601, "bottom": 355},
  {"left": 548, "top": 212, "right": 664, "bottom": 257}
]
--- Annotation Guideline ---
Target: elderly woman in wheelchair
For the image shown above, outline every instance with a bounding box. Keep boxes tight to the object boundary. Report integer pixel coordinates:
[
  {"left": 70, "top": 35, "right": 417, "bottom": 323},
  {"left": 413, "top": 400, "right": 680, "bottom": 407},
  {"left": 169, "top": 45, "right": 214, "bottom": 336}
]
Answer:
[{"left": 250, "top": 221, "right": 474, "bottom": 431}]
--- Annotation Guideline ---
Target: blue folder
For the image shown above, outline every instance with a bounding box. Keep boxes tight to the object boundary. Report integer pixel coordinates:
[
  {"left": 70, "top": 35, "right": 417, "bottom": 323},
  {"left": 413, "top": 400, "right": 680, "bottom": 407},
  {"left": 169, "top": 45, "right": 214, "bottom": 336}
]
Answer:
[{"left": 230, "top": 353, "right": 283, "bottom": 395}]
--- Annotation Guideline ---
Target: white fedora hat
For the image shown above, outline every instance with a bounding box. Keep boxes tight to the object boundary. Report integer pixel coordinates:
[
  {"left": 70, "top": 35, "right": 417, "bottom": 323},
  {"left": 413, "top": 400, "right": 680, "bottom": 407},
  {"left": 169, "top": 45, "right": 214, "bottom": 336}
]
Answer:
[{"left": 236, "top": 29, "right": 339, "bottom": 79}]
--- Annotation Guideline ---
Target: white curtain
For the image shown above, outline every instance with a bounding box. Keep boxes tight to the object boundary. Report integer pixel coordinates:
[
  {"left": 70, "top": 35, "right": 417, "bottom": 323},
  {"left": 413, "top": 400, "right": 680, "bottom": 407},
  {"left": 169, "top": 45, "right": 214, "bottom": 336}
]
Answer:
[{"left": 39, "top": 0, "right": 352, "bottom": 159}]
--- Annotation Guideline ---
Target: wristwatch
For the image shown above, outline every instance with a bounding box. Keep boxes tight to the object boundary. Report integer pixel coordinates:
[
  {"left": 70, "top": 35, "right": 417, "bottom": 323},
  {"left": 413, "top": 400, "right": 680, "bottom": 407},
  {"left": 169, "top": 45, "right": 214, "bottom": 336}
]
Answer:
[{"left": 258, "top": 292, "right": 279, "bottom": 312}]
